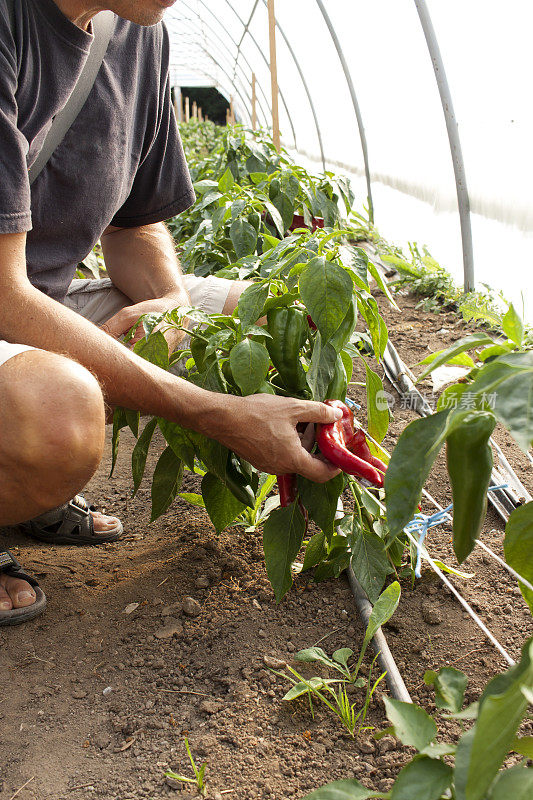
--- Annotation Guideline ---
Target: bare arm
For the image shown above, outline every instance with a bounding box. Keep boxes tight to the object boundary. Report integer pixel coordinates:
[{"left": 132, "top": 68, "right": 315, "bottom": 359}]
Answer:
[
  {"left": 101, "top": 221, "right": 187, "bottom": 305},
  {"left": 0, "top": 232, "right": 341, "bottom": 480},
  {"left": 100, "top": 222, "right": 189, "bottom": 345}
]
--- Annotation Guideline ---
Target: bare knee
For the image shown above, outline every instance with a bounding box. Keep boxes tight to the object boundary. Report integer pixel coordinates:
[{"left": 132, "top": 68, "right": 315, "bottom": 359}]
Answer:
[
  {"left": 222, "top": 281, "right": 251, "bottom": 316},
  {"left": 0, "top": 350, "right": 106, "bottom": 513}
]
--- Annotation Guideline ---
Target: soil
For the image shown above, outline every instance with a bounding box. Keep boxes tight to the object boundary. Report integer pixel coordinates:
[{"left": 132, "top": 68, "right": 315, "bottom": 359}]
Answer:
[{"left": 1, "top": 290, "right": 532, "bottom": 800}]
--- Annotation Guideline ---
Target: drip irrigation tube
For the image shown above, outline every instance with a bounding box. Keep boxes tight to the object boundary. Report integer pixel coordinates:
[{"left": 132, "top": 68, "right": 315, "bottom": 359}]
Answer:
[
  {"left": 336, "top": 505, "right": 412, "bottom": 702},
  {"left": 346, "top": 567, "right": 412, "bottom": 703}
]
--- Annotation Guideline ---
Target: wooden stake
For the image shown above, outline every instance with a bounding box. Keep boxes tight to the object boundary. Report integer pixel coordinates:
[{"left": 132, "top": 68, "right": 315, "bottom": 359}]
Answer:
[
  {"left": 173, "top": 86, "right": 182, "bottom": 122},
  {"left": 226, "top": 108, "right": 230, "bottom": 126},
  {"left": 252, "top": 73, "right": 257, "bottom": 131},
  {"left": 192, "top": 100, "right": 198, "bottom": 119},
  {"left": 230, "top": 96, "right": 235, "bottom": 125},
  {"left": 198, "top": 107, "right": 203, "bottom": 122},
  {"left": 185, "top": 96, "right": 190, "bottom": 123},
  {"left": 267, "top": 0, "right": 280, "bottom": 150}
]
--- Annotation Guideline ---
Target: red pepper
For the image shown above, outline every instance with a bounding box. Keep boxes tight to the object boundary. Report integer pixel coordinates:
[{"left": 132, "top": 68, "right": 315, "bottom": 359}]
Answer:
[
  {"left": 348, "top": 429, "right": 388, "bottom": 480},
  {"left": 277, "top": 474, "right": 298, "bottom": 506},
  {"left": 307, "top": 315, "right": 317, "bottom": 331},
  {"left": 316, "top": 400, "right": 384, "bottom": 487}
]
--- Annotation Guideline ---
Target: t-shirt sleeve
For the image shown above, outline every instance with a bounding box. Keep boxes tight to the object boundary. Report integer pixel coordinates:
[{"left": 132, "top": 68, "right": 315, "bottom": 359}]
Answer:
[
  {"left": 0, "top": 3, "right": 32, "bottom": 234},
  {"left": 110, "top": 40, "right": 195, "bottom": 229}
]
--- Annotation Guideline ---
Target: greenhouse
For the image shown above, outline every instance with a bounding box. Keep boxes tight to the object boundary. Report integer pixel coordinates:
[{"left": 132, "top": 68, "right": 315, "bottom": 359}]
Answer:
[{"left": 0, "top": 2, "right": 532, "bottom": 800}]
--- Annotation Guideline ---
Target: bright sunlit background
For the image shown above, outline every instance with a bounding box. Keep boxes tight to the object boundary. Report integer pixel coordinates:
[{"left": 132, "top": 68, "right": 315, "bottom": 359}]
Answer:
[{"left": 166, "top": 0, "right": 533, "bottom": 318}]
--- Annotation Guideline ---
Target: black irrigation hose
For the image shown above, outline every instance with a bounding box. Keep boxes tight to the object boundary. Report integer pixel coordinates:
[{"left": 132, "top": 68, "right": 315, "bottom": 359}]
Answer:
[
  {"left": 335, "top": 502, "right": 412, "bottom": 703},
  {"left": 346, "top": 566, "right": 412, "bottom": 703}
]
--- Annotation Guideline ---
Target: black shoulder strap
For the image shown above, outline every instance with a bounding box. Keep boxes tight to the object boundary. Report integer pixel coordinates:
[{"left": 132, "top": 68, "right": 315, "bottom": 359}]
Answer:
[{"left": 5, "top": 2, "right": 116, "bottom": 185}]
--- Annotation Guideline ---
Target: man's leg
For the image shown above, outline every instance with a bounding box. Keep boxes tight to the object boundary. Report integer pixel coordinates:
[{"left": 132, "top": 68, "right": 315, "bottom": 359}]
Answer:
[{"left": 0, "top": 348, "right": 106, "bottom": 611}]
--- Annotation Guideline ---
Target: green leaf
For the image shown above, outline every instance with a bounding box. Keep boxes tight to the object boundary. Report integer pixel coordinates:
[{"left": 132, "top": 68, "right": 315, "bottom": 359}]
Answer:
[
  {"left": 416, "top": 334, "right": 493, "bottom": 381},
  {"left": 297, "top": 473, "right": 345, "bottom": 537},
  {"left": 504, "top": 502, "right": 533, "bottom": 613},
  {"left": 283, "top": 677, "right": 338, "bottom": 701},
  {"left": 193, "top": 179, "right": 219, "bottom": 194},
  {"left": 418, "top": 349, "right": 476, "bottom": 369},
  {"left": 351, "top": 527, "right": 391, "bottom": 603},
  {"left": 295, "top": 647, "right": 336, "bottom": 669},
  {"left": 502, "top": 303, "right": 524, "bottom": 346},
  {"left": 263, "top": 502, "right": 307, "bottom": 602},
  {"left": 218, "top": 167, "right": 234, "bottom": 193},
  {"left": 270, "top": 190, "right": 294, "bottom": 232},
  {"left": 330, "top": 297, "right": 358, "bottom": 355},
  {"left": 151, "top": 446, "right": 183, "bottom": 521},
  {"left": 263, "top": 200, "right": 285, "bottom": 237},
  {"left": 301, "top": 531, "right": 326, "bottom": 571},
  {"left": 383, "top": 697, "right": 437, "bottom": 752},
  {"left": 307, "top": 330, "right": 338, "bottom": 402},
  {"left": 465, "top": 351, "right": 533, "bottom": 452},
  {"left": 354, "top": 582, "right": 401, "bottom": 673},
  {"left": 365, "top": 362, "right": 389, "bottom": 443},
  {"left": 125, "top": 408, "right": 140, "bottom": 437},
  {"left": 487, "top": 766, "right": 533, "bottom": 800},
  {"left": 238, "top": 282, "right": 269, "bottom": 332},
  {"left": 230, "top": 219, "right": 258, "bottom": 259},
  {"left": 201, "top": 472, "right": 246, "bottom": 533},
  {"left": 358, "top": 296, "right": 388, "bottom": 359},
  {"left": 110, "top": 407, "right": 128, "bottom": 477},
  {"left": 188, "top": 433, "right": 229, "bottom": 484},
  {"left": 455, "top": 637, "right": 533, "bottom": 800},
  {"left": 229, "top": 338, "right": 270, "bottom": 396},
  {"left": 301, "top": 779, "right": 377, "bottom": 800},
  {"left": 178, "top": 492, "right": 205, "bottom": 507},
  {"left": 134, "top": 330, "right": 169, "bottom": 369},
  {"left": 511, "top": 736, "right": 533, "bottom": 758},
  {"left": 189, "top": 353, "right": 227, "bottom": 394},
  {"left": 367, "top": 259, "right": 399, "bottom": 309},
  {"left": 332, "top": 648, "right": 353, "bottom": 669},
  {"left": 299, "top": 256, "right": 353, "bottom": 343},
  {"left": 132, "top": 418, "right": 157, "bottom": 495},
  {"left": 158, "top": 419, "right": 195, "bottom": 470},
  {"left": 391, "top": 756, "right": 452, "bottom": 800},
  {"left": 385, "top": 410, "right": 449, "bottom": 541},
  {"left": 423, "top": 666, "right": 468, "bottom": 713}
]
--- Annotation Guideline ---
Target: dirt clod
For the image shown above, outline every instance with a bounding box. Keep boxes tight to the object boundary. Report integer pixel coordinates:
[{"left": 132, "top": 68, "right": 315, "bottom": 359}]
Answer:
[
  {"left": 154, "top": 622, "right": 183, "bottom": 639},
  {"left": 182, "top": 596, "right": 202, "bottom": 617},
  {"left": 421, "top": 600, "right": 444, "bottom": 625}
]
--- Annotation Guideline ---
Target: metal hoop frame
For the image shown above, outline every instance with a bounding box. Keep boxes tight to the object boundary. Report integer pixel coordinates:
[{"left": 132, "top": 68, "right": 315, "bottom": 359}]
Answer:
[{"left": 167, "top": 0, "right": 476, "bottom": 289}]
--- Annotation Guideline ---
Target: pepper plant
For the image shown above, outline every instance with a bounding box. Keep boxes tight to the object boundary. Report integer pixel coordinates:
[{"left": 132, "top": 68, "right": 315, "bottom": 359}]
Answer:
[
  {"left": 302, "top": 635, "right": 533, "bottom": 800},
  {"left": 112, "top": 234, "right": 400, "bottom": 603},
  {"left": 385, "top": 304, "right": 533, "bottom": 611}
]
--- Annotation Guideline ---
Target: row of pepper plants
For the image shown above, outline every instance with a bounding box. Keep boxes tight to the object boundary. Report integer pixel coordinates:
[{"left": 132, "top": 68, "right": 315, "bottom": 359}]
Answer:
[
  {"left": 114, "top": 120, "right": 403, "bottom": 606},
  {"left": 113, "top": 120, "right": 532, "bottom": 797}
]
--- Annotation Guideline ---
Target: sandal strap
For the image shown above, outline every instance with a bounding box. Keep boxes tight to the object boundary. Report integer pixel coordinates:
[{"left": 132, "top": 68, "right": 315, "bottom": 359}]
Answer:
[
  {"left": 27, "top": 497, "right": 95, "bottom": 540},
  {"left": 71, "top": 495, "right": 92, "bottom": 513},
  {"left": 0, "top": 551, "right": 39, "bottom": 588}
]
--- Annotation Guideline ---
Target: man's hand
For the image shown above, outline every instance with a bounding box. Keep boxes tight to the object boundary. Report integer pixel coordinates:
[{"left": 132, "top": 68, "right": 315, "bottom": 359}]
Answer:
[
  {"left": 102, "top": 295, "right": 188, "bottom": 348},
  {"left": 209, "top": 394, "right": 343, "bottom": 483}
]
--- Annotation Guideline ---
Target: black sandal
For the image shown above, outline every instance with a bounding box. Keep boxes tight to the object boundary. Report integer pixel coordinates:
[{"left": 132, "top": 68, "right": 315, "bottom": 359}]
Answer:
[
  {"left": 0, "top": 551, "right": 47, "bottom": 626},
  {"left": 18, "top": 495, "right": 123, "bottom": 545}
]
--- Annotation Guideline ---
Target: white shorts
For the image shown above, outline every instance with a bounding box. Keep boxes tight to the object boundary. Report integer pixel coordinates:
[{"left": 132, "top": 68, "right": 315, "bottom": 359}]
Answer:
[{"left": 0, "top": 275, "right": 233, "bottom": 368}]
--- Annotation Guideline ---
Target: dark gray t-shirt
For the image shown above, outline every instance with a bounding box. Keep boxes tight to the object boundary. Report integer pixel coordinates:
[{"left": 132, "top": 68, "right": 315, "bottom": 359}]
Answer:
[{"left": 0, "top": 0, "right": 195, "bottom": 300}]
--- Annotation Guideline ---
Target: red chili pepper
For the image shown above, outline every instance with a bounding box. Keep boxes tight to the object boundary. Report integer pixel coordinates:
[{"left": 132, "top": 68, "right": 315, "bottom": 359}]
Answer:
[
  {"left": 307, "top": 315, "right": 317, "bottom": 331},
  {"left": 348, "top": 429, "right": 388, "bottom": 480},
  {"left": 316, "top": 400, "right": 383, "bottom": 487},
  {"left": 277, "top": 474, "right": 297, "bottom": 506}
]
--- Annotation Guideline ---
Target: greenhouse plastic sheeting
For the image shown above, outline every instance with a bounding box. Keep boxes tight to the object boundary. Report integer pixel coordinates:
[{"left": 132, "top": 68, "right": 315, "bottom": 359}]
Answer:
[{"left": 165, "top": 1, "right": 533, "bottom": 316}]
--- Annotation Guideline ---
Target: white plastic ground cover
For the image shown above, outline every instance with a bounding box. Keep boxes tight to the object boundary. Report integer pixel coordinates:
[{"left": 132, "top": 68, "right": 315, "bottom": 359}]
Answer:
[{"left": 165, "top": 1, "right": 533, "bottom": 318}]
